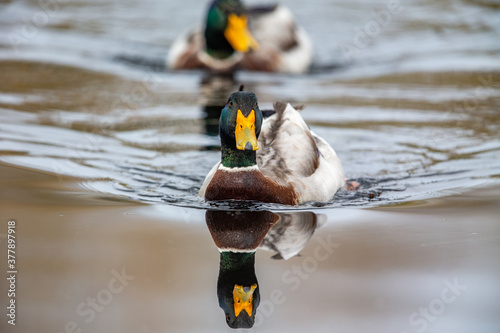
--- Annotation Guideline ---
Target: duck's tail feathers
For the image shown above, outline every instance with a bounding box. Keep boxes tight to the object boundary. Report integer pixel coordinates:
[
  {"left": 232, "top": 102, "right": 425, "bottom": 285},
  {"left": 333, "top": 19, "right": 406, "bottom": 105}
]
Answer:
[
  {"left": 273, "top": 101, "right": 288, "bottom": 114},
  {"left": 273, "top": 101, "right": 306, "bottom": 113}
]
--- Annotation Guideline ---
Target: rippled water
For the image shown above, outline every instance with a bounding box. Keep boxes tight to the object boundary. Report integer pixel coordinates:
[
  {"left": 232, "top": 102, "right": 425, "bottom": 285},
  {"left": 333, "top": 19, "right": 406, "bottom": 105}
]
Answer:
[
  {"left": 1, "top": 0, "right": 500, "bottom": 210},
  {"left": 1, "top": 0, "right": 499, "bottom": 332}
]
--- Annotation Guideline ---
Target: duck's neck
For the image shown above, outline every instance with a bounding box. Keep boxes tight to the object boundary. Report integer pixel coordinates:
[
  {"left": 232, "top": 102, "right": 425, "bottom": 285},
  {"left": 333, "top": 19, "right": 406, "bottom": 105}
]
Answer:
[
  {"left": 205, "top": 41, "right": 235, "bottom": 60},
  {"left": 221, "top": 145, "right": 257, "bottom": 168},
  {"left": 205, "top": 11, "right": 235, "bottom": 59},
  {"left": 220, "top": 251, "right": 255, "bottom": 272}
]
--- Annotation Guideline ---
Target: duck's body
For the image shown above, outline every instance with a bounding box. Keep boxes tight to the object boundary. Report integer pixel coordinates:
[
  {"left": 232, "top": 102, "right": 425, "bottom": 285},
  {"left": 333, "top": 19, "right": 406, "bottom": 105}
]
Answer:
[
  {"left": 168, "top": 1, "right": 312, "bottom": 74},
  {"left": 199, "top": 93, "right": 344, "bottom": 205}
]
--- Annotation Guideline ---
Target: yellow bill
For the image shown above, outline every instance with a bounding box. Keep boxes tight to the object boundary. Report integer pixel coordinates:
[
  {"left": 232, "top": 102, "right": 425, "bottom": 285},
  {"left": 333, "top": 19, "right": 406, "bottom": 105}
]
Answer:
[
  {"left": 235, "top": 110, "right": 258, "bottom": 151},
  {"left": 224, "top": 14, "right": 259, "bottom": 53},
  {"left": 233, "top": 284, "right": 257, "bottom": 317}
]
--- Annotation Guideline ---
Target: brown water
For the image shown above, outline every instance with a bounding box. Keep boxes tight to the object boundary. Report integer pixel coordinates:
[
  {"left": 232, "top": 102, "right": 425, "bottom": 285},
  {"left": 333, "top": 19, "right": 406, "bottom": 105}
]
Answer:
[{"left": 1, "top": 0, "right": 500, "bottom": 332}]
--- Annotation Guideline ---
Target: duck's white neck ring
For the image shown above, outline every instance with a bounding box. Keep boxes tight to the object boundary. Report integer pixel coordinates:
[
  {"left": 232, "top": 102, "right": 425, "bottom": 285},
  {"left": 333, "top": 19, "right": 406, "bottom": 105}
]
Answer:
[
  {"left": 198, "top": 50, "right": 243, "bottom": 71},
  {"left": 218, "top": 164, "right": 259, "bottom": 172}
]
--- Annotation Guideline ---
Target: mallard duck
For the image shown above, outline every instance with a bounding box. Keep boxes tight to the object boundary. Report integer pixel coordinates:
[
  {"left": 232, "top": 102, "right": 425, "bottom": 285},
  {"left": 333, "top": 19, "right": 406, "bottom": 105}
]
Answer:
[
  {"left": 167, "top": 0, "right": 312, "bottom": 73},
  {"left": 199, "top": 91, "right": 345, "bottom": 205}
]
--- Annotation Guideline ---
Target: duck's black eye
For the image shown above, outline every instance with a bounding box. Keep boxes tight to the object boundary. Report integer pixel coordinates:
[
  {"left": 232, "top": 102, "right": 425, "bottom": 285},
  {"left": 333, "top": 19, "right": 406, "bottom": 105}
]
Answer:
[{"left": 228, "top": 100, "right": 233, "bottom": 107}]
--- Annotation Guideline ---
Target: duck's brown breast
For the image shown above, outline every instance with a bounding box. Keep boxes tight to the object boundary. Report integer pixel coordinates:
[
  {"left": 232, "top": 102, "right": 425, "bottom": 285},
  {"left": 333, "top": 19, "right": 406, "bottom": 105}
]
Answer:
[{"left": 205, "top": 169, "right": 298, "bottom": 205}]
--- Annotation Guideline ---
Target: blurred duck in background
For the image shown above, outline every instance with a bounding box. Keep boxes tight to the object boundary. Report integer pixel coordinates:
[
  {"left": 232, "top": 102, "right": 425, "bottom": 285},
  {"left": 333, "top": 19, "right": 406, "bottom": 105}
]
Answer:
[{"left": 168, "top": 0, "right": 312, "bottom": 74}]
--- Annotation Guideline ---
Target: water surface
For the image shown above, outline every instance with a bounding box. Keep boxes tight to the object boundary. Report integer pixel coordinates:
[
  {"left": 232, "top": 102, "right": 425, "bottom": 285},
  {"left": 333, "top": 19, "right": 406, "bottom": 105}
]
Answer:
[{"left": 0, "top": 0, "right": 499, "bottom": 332}]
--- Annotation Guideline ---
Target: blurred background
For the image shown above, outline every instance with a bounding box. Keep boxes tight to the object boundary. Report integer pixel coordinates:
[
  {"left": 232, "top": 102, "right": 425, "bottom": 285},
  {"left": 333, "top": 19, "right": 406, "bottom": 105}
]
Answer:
[{"left": 0, "top": 0, "right": 499, "bottom": 332}]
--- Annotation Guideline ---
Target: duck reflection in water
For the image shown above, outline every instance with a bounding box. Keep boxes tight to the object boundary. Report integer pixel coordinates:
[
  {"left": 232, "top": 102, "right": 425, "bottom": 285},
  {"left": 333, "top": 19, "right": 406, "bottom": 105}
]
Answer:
[
  {"left": 205, "top": 209, "right": 319, "bottom": 328},
  {"left": 200, "top": 73, "right": 255, "bottom": 137}
]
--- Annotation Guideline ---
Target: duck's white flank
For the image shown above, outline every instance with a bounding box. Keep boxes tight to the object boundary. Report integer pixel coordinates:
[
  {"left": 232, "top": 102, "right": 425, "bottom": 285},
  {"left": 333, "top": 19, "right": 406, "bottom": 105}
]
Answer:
[
  {"left": 250, "top": 5, "right": 313, "bottom": 74},
  {"left": 257, "top": 103, "right": 344, "bottom": 203},
  {"left": 167, "top": 28, "right": 194, "bottom": 69},
  {"left": 278, "top": 26, "right": 313, "bottom": 74}
]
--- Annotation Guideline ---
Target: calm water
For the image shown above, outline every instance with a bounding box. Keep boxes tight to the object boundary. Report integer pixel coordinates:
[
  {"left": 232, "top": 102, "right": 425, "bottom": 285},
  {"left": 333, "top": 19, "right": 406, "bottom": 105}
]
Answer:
[{"left": 0, "top": 0, "right": 499, "bottom": 332}]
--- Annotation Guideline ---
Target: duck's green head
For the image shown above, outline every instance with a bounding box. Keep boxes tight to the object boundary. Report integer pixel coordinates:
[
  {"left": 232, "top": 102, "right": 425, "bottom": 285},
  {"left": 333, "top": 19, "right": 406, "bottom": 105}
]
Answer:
[
  {"left": 205, "top": 0, "right": 259, "bottom": 59},
  {"left": 217, "top": 252, "right": 260, "bottom": 328},
  {"left": 219, "top": 91, "right": 263, "bottom": 167}
]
